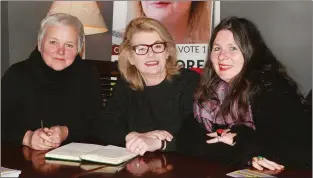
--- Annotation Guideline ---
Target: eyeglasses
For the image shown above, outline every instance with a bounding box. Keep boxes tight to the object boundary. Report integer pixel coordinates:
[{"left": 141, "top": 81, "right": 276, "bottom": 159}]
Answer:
[{"left": 132, "top": 42, "right": 167, "bottom": 55}]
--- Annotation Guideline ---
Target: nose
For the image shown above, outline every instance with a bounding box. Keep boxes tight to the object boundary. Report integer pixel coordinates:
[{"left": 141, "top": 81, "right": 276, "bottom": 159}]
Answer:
[
  {"left": 218, "top": 49, "right": 229, "bottom": 61},
  {"left": 57, "top": 45, "right": 65, "bottom": 55},
  {"left": 146, "top": 47, "right": 155, "bottom": 57}
]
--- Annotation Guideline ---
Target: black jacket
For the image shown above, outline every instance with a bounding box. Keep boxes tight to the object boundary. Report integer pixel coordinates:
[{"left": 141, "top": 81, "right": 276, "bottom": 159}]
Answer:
[
  {"left": 2, "top": 47, "right": 103, "bottom": 145},
  {"left": 177, "top": 70, "right": 312, "bottom": 169}
]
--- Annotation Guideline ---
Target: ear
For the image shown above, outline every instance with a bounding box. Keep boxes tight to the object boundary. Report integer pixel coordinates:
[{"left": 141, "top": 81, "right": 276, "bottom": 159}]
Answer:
[
  {"left": 128, "top": 56, "right": 135, "bottom": 65},
  {"left": 37, "top": 41, "right": 41, "bottom": 52},
  {"left": 165, "top": 49, "right": 170, "bottom": 60}
]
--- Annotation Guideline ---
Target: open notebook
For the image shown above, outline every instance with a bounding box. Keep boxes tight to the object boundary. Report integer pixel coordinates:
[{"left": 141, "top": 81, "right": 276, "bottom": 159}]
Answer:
[{"left": 45, "top": 143, "right": 137, "bottom": 165}]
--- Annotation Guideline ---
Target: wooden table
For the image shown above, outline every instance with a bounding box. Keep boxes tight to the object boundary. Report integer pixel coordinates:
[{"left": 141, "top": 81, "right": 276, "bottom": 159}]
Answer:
[{"left": 1, "top": 143, "right": 311, "bottom": 178}]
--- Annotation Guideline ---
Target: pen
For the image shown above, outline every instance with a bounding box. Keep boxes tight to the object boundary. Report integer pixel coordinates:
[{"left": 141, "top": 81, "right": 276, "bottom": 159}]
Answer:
[
  {"left": 41, "top": 120, "right": 44, "bottom": 129},
  {"left": 41, "top": 120, "right": 51, "bottom": 136}
]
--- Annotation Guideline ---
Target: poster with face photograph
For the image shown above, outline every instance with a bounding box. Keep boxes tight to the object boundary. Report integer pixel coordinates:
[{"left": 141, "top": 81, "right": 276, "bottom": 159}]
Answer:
[{"left": 111, "top": 1, "right": 220, "bottom": 69}]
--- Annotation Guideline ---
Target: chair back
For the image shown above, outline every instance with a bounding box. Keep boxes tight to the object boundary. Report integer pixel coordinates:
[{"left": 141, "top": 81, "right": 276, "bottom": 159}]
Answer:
[{"left": 84, "top": 60, "right": 119, "bottom": 106}]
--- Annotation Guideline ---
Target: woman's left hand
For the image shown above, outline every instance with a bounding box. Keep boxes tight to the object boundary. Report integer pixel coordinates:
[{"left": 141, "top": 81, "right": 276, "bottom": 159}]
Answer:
[
  {"left": 206, "top": 129, "right": 237, "bottom": 146},
  {"left": 47, "top": 126, "right": 69, "bottom": 147},
  {"left": 251, "top": 156, "right": 284, "bottom": 171}
]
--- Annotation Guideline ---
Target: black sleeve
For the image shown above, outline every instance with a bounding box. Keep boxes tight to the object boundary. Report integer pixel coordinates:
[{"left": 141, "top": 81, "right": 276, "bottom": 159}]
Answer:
[
  {"left": 165, "top": 70, "right": 200, "bottom": 151},
  {"left": 176, "top": 113, "right": 211, "bottom": 156},
  {"left": 65, "top": 66, "right": 103, "bottom": 143},
  {"left": 176, "top": 114, "right": 239, "bottom": 165},
  {"left": 1, "top": 65, "right": 28, "bottom": 144},
  {"left": 177, "top": 115, "right": 259, "bottom": 166},
  {"left": 93, "top": 79, "right": 129, "bottom": 146},
  {"left": 251, "top": 75, "right": 312, "bottom": 168},
  {"left": 229, "top": 124, "right": 259, "bottom": 166}
]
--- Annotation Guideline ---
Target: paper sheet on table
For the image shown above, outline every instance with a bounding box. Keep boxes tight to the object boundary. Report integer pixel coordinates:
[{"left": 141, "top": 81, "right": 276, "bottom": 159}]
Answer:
[
  {"left": 227, "top": 169, "right": 276, "bottom": 177},
  {"left": 1, "top": 166, "right": 22, "bottom": 177}
]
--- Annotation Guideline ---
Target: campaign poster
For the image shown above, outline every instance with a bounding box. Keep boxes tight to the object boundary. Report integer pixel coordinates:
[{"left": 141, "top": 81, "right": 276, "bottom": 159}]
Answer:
[{"left": 111, "top": 1, "right": 220, "bottom": 69}]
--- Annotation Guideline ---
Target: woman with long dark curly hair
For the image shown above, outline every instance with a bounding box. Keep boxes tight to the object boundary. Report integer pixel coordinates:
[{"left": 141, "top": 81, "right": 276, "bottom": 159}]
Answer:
[{"left": 177, "top": 16, "right": 311, "bottom": 171}]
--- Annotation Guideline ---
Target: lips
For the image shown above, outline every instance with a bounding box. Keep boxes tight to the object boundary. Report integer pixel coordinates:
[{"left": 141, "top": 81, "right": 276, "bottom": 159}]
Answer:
[
  {"left": 145, "top": 61, "right": 159, "bottom": 67},
  {"left": 55, "top": 58, "right": 65, "bottom": 61},
  {"left": 150, "top": 1, "right": 171, "bottom": 8},
  {"left": 219, "top": 64, "right": 232, "bottom": 71}
]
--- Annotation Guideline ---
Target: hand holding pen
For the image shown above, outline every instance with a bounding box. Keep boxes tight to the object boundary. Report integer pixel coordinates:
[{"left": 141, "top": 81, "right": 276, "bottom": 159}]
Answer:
[
  {"left": 41, "top": 120, "right": 52, "bottom": 136},
  {"left": 22, "top": 121, "right": 55, "bottom": 150},
  {"left": 22, "top": 120, "right": 65, "bottom": 150},
  {"left": 41, "top": 120, "right": 69, "bottom": 147}
]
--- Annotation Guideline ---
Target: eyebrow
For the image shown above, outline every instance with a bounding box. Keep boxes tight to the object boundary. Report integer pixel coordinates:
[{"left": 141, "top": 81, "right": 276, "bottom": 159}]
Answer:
[
  {"left": 47, "top": 37, "right": 76, "bottom": 44},
  {"left": 212, "top": 42, "right": 236, "bottom": 46},
  {"left": 65, "top": 41, "right": 76, "bottom": 44},
  {"left": 134, "top": 40, "right": 163, "bottom": 46}
]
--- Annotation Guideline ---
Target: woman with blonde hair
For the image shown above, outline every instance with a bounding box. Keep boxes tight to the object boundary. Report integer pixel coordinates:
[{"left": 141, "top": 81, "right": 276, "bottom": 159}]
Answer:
[
  {"left": 131, "top": 1, "right": 212, "bottom": 44},
  {"left": 97, "top": 17, "right": 199, "bottom": 155}
]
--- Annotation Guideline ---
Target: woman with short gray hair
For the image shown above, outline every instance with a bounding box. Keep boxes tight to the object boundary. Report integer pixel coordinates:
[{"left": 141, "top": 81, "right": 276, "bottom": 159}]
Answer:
[
  {"left": 2, "top": 13, "right": 102, "bottom": 150},
  {"left": 38, "top": 13, "right": 85, "bottom": 53}
]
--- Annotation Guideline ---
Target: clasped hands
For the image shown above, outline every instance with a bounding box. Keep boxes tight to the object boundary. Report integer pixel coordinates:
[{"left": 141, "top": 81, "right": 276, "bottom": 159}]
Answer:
[
  {"left": 206, "top": 129, "right": 236, "bottom": 146},
  {"left": 125, "top": 130, "right": 173, "bottom": 156},
  {"left": 23, "top": 126, "right": 69, "bottom": 150}
]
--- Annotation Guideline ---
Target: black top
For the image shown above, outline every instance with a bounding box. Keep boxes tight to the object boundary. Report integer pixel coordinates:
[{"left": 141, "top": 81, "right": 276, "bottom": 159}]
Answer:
[
  {"left": 95, "top": 69, "right": 200, "bottom": 151},
  {"left": 1, "top": 48, "right": 102, "bottom": 145},
  {"left": 177, "top": 70, "right": 312, "bottom": 168}
]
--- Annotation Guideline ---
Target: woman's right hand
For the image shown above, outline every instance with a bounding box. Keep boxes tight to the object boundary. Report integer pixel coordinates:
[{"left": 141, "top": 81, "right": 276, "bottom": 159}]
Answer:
[
  {"left": 126, "top": 130, "right": 173, "bottom": 142},
  {"left": 126, "top": 135, "right": 163, "bottom": 155},
  {"left": 126, "top": 132, "right": 141, "bottom": 142},
  {"left": 142, "top": 130, "right": 173, "bottom": 142},
  {"left": 23, "top": 128, "right": 57, "bottom": 150}
]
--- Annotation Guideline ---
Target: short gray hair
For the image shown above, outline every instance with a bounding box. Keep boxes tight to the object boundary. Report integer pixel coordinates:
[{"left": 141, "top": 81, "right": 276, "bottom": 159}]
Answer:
[{"left": 38, "top": 13, "right": 84, "bottom": 52}]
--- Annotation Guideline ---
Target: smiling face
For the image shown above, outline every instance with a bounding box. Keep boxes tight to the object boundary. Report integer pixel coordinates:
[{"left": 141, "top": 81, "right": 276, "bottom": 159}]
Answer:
[
  {"left": 140, "top": 1, "right": 191, "bottom": 23},
  {"left": 129, "top": 31, "right": 168, "bottom": 79},
  {"left": 38, "top": 24, "right": 78, "bottom": 71},
  {"left": 210, "top": 30, "right": 245, "bottom": 82}
]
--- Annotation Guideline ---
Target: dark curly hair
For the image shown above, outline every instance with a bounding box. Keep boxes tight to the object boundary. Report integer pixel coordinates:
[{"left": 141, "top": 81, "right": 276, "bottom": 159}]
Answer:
[{"left": 195, "top": 16, "right": 306, "bottom": 122}]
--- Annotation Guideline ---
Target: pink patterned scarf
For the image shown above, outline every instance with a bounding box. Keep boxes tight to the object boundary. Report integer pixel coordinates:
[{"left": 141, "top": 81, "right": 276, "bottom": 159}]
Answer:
[{"left": 194, "top": 81, "right": 255, "bottom": 132}]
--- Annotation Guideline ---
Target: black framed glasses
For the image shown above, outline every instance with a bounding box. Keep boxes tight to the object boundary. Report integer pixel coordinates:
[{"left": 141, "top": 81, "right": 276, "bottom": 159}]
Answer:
[{"left": 132, "top": 42, "right": 167, "bottom": 55}]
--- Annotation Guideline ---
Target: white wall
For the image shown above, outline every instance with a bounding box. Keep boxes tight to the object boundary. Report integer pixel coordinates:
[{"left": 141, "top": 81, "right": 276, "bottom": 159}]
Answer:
[{"left": 221, "top": 1, "right": 312, "bottom": 95}]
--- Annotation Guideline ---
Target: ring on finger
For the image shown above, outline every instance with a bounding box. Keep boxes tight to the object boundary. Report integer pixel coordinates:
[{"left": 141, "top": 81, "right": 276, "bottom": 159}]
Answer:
[
  {"left": 257, "top": 156, "right": 264, "bottom": 161},
  {"left": 216, "top": 129, "right": 224, "bottom": 136}
]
